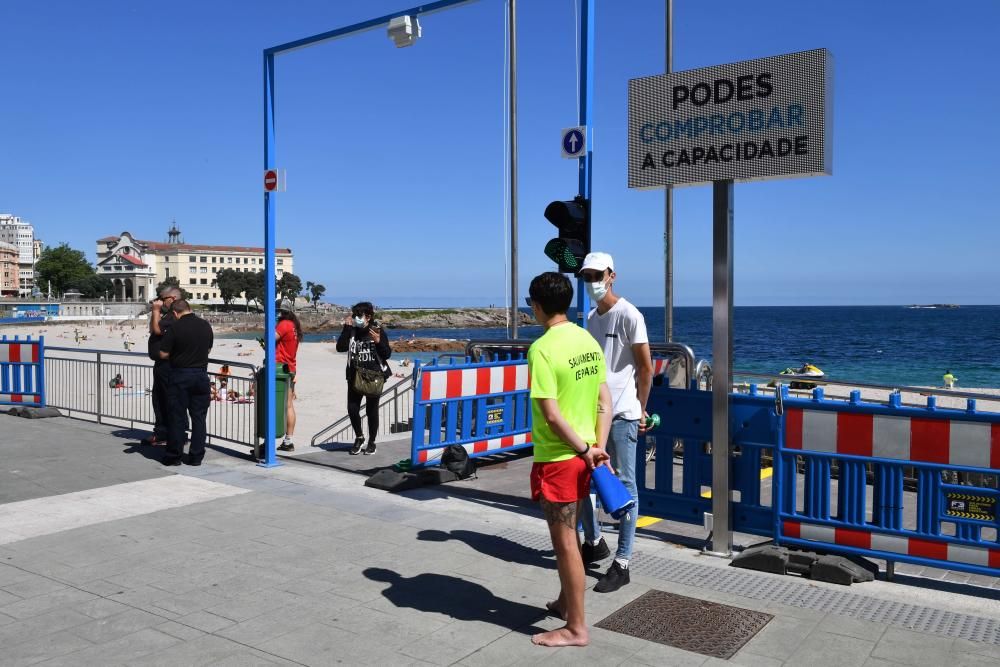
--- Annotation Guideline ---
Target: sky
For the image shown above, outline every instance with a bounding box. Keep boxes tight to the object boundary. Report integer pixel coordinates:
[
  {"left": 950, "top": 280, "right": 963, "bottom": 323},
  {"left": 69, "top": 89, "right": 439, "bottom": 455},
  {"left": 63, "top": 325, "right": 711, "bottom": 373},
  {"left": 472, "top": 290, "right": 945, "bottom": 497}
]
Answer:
[{"left": 2, "top": 0, "right": 999, "bottom": 307}]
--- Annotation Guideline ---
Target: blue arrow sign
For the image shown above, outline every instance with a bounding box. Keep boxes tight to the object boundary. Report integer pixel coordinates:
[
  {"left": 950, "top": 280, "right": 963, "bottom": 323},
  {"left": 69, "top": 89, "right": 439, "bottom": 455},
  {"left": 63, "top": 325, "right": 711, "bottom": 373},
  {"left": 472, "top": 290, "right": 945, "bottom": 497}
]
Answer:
[{"left": 561, "top": 127, "right": 586, "bottom": 158}]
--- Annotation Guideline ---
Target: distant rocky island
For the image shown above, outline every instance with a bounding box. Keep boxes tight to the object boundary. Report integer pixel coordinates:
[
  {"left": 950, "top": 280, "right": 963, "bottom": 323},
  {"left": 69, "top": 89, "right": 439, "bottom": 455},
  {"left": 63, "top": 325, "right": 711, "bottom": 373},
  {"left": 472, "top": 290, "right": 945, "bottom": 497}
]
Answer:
[{"left": 209, "top": 307, "right": 532, "bottom": 334}]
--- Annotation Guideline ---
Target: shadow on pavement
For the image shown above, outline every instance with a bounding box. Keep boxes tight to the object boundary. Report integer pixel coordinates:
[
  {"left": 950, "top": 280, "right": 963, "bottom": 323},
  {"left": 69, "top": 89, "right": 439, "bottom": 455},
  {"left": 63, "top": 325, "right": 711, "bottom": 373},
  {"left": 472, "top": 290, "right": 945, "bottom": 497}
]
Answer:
[
  {"left": 364, "top": 567, "right": 546, "bottom": 631},
  {"left": 417, "top": 529, "right": 555, "bottom": 569}
]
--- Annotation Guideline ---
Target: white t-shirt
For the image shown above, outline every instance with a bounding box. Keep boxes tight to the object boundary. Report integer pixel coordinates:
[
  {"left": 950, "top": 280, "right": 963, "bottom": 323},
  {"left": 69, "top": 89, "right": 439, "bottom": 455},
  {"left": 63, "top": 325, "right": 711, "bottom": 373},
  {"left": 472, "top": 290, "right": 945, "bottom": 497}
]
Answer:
[{"left": 586, "top": 297, "right": 649, "bottom": 420}]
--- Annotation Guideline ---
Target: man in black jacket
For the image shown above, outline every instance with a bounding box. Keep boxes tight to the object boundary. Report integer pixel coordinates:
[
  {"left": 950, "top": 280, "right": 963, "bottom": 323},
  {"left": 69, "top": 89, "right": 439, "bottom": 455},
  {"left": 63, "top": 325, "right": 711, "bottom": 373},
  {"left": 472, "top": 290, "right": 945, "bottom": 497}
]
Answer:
[
  {"left": 335, "top": 301, "right": 391, "bottom": 455},
  {"left": 159, "top": 299, "right": 214, "bottom": 466},
  {"left": 143, "top": 286, "right": 180, "bottom": 445}
]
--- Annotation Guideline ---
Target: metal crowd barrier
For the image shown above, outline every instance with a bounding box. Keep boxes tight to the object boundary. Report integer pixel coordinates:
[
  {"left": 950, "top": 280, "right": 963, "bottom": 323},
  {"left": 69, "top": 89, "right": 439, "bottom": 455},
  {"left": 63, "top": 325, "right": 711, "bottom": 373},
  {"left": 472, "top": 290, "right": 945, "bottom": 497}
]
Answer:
[
  {"left": 410, "top": 354, "right": 531, "bottom": 466},
  {"left": 637, "top": 377, "right": 1000, "bottom": 578},
  {"left": 44, "top": 346, "right": 257, "bottom": 446},
  {"left": 639, "top": 386, "right": 779, "bottom": 536},
  {"left": 0, "top": 335, "right": 45, "bottom": 408},
  {"left": 777, "top": 386, "right": 1000, "bottom": 577},
  {"left": 310, "top": 374, "right": 416, "bottom": 447}
]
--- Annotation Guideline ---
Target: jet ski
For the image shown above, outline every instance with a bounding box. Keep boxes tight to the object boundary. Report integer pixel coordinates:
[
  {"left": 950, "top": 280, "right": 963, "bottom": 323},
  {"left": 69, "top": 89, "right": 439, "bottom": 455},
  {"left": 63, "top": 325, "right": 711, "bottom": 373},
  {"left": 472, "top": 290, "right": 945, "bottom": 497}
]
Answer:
[{"left": 771, "top": 363, "right": 825, "bottom": 389}]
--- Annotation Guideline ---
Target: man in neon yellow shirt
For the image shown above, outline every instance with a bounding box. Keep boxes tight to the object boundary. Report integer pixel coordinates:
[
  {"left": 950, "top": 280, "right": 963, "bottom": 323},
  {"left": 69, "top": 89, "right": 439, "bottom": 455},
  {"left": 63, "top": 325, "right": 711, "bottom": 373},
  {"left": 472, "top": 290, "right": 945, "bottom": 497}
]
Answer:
[{"left": 525, "top": 272, "right": 611, "bottom": 648}]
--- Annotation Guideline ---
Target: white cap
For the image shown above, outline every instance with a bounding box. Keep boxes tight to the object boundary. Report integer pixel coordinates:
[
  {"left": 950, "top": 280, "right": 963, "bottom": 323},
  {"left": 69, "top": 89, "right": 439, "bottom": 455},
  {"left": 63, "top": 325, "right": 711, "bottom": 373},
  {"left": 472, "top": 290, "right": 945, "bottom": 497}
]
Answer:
[{"left": 580, "top": 251, "right": 614, "bottom": 274}]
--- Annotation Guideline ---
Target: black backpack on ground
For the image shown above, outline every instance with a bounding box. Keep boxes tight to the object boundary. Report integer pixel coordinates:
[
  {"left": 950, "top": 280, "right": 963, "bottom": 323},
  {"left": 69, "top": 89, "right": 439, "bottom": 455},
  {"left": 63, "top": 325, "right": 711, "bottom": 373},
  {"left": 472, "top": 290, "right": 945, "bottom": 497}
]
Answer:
[{"left": 441, "top": 444, "right": 476, "bottom": 480}]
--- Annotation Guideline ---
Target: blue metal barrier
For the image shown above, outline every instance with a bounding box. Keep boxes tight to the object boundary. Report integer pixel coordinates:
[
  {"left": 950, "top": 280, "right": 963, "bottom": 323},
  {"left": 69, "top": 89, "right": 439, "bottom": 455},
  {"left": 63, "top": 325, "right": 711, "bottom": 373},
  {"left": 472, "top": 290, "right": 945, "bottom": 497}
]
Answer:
[
  {"left": 638, "top": 385, "right": 781, "bottom": 537},
  {"left": 410, "top": 355, "right": 531, "bottom": 467},
  {"left": 0, "top": 335, "right": 45, "bottom": 408},
  {"left": 777, "top": 387, "right": 1000, "bottom": 577}
]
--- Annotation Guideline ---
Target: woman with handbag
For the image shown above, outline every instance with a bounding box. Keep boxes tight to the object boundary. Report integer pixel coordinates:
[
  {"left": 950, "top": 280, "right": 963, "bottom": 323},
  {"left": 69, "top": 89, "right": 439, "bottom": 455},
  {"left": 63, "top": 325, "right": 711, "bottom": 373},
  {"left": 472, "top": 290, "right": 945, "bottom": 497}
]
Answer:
[{"left": 336, "top": 301, "right": 392, "bottom": 455}]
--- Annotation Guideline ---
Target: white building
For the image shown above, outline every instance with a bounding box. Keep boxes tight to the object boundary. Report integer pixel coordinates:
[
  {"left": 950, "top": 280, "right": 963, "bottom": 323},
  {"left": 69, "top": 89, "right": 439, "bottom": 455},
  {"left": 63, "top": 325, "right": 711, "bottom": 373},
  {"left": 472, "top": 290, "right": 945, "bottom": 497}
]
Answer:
[
  {"left": 95, "top": 223, "right": 294, "bottom": 304},
  {"left": 0, "top": 214, "right": 38, "bottom": 297}
]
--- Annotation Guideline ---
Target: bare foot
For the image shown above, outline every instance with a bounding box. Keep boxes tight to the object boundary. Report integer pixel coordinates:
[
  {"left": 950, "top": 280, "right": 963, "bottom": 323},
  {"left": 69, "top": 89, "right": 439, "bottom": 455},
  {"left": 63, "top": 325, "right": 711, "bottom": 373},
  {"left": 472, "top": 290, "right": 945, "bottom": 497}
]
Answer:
[
  {"left": 532, "top": 626, "right": 589, "bottom": 647},
  {"left": 545, "top": 600, "right": 565, "bottom": 620}
]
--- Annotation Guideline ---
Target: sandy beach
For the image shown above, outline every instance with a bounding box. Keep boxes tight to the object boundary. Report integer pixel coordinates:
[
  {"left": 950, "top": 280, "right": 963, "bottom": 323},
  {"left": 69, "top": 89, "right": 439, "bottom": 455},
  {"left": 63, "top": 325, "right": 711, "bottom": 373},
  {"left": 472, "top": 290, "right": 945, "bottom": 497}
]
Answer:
[
  {"left": 3, "top": 320, "right": 999, "bottom": 453},
  {"left": 0, "top": 320, "right": 415, "bottom": 453}
]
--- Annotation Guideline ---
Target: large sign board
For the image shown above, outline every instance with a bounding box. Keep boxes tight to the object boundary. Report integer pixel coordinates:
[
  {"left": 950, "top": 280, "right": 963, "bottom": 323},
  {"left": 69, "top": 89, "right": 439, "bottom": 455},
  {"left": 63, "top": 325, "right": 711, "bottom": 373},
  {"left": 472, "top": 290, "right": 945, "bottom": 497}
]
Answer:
[{"left": 628, "top": 49, "right": 832, "bottom": 188}]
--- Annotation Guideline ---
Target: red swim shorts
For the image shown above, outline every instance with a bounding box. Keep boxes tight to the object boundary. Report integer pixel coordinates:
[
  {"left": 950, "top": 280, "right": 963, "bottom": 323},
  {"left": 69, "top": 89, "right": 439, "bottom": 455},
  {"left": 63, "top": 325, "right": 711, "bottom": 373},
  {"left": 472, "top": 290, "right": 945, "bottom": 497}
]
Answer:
[{"left": 530, "top": 456, "right": 591, "bottom": 503}]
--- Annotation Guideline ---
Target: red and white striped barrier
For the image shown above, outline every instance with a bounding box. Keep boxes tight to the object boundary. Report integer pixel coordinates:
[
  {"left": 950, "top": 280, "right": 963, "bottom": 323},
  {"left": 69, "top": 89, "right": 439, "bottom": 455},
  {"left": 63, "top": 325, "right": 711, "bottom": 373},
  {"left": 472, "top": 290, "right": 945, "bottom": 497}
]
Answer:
[
  {"left": 785, "top": 407, "right": 1000, "bottom": 468},
  {"left": 419, "top": 364, "right": 530, "bottom": 401},
  {"left": 0, "top": 342, "right": 39, "bottom": 364},
  {"left": 784, "top": 520, "right": 1000, "bottom": 569},
  {"left": 653, "top": 358, "right": 670, "bottom": 377},
  {"left": 0, "top": 337, "right": 44, "bottom": 408},
  {"left": 417, "top": 432, "right": 532, "bottom": 464}
]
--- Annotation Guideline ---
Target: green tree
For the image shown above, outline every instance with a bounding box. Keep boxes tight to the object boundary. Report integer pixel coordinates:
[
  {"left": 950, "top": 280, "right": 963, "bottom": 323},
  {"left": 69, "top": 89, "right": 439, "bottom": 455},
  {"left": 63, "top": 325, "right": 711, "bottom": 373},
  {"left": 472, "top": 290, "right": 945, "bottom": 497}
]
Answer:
[
  {"left": 155, "top": 276, "right": 193, "bottom": 301},
  {"left": 75, "top": 273, "right": 115, "bottom": 300},
  {"left": 244, "top": 270, "right": 265, "bottom": 311},
  {"left": 213, "top": 268, "right": 247, "bottom": 307},
  {"left": 277, "top": 272, "right": 303, "bottom": 303},
  {"left": 306, "top": 281, "right": 326, "bottom": 309},
  {"left": 34, "top": 244, "right": 95, "bottom": 296}
]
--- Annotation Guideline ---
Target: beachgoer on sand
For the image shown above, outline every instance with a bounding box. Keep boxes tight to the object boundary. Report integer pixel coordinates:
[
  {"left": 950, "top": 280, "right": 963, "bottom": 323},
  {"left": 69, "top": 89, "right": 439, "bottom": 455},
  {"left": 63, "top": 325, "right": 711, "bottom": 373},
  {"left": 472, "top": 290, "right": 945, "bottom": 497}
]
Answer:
[
  {"left": 276, "top": 299, "right": 303, "bottom": 452},
  {"left": 577, "top": 251, "right": 653, "bottom": 594},
  {"left": 336, "top": 301, "right": 391, "bottom": 455},
  {"left": 525, "top": 272, "right": 611, "bottom": 648}
]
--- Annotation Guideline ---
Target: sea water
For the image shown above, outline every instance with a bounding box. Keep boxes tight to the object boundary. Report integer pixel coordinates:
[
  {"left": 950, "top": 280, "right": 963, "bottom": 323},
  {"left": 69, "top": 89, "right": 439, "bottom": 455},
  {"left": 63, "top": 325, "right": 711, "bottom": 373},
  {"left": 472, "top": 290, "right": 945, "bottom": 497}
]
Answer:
[{"left": 302, "top": 305, "right": 999, "bottom": 388}]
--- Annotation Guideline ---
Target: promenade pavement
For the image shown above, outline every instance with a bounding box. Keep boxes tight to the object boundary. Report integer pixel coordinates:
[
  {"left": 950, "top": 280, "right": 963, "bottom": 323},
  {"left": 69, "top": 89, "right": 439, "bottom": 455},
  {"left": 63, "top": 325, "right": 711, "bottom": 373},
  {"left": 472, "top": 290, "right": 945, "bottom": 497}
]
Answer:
[{"left": 2, "top": 414, "right": 1000, "bottom": 666}]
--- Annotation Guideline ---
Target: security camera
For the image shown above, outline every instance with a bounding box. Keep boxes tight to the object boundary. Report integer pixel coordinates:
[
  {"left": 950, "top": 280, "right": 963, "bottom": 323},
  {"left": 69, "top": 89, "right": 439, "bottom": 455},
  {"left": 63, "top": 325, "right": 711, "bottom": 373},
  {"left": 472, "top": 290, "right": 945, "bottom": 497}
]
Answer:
[{"left": 387, "top": 15, "right": 421, "bottom": 48}]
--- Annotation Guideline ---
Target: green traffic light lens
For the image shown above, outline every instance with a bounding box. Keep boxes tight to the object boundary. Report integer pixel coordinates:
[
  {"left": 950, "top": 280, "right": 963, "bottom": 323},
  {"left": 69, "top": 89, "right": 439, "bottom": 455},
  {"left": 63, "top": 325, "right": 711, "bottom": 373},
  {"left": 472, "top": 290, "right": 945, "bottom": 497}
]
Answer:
[{"left": 544, "top": 239, "right": 583, "bottom": 271}]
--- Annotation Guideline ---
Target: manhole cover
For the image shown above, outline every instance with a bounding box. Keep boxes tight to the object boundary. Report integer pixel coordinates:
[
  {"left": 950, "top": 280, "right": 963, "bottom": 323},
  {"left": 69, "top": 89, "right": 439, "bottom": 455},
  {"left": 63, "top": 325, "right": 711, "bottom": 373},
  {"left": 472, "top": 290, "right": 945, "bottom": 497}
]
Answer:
[{"left": 595, "top": 590, "right": 773, "bottom": 659}]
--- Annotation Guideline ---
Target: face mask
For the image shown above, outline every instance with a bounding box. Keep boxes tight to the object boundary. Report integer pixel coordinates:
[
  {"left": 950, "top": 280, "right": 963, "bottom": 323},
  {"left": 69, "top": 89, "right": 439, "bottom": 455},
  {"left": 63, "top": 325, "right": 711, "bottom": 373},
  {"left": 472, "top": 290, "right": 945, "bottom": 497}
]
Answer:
[
  {"left": 586, "top": 280, "right": 608, "bottom": 302},
  {"left": 353, "top": 316, "right": 366, "bottom": 327}
]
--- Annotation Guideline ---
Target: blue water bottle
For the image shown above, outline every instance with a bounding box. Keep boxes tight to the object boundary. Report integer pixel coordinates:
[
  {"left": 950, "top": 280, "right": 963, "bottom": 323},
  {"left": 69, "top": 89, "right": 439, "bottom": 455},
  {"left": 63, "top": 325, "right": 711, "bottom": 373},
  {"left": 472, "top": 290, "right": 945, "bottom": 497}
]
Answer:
[{"left": 591, "top": 465, "right": 635, "bottom": 520}]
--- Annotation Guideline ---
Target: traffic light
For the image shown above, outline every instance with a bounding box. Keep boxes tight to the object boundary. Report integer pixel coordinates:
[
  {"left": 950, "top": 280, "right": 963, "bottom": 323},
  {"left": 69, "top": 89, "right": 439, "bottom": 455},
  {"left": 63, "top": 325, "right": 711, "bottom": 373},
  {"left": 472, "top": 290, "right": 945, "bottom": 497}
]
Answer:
[{"left": 543, "top": 196, "right": 590, "bottom": 273}]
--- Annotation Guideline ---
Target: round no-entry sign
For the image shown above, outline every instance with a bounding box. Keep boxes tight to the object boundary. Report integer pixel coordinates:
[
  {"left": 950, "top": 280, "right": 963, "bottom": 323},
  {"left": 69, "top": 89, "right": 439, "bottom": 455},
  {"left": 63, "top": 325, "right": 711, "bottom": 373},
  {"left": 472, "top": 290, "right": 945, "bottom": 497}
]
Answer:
[{"left": 264, "top": 169, "right": 278, "bottom": 192}]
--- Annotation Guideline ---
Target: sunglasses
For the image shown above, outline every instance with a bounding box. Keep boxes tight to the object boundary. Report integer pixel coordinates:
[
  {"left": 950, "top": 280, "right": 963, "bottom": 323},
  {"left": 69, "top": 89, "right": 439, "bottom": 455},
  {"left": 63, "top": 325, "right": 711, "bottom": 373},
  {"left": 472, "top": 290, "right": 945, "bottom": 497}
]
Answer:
[
  {"left": 524, "top": 297, "right": 533, "bottom": 308},
  {"left": 578, "top": 271, "right": 606, "bottom": 282}
]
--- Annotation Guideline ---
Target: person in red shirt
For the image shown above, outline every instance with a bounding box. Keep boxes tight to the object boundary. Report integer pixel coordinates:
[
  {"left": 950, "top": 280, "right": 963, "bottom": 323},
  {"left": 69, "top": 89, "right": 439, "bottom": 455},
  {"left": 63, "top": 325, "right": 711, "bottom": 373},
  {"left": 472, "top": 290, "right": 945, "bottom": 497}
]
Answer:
[{"left": 276, "top": 299, "right": 303, "bottom": 451}]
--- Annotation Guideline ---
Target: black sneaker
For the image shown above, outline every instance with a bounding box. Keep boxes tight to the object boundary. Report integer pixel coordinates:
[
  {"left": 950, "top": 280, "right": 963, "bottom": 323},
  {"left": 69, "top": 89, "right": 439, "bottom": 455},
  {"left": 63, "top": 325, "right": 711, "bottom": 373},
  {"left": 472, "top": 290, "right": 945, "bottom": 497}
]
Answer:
[
  {"left": 278, "top": 441, "right": 295, "bottom": 452},
  {"left": 594, "top": 561, "right": 630, "bottom": 593},
  {"left": 162, "top": 457, "right": 182, "bottom": 467},
  {"left": 349, "top": 436, "right": 365, "bottom": 455},
  {"left": 183, "top": 455, "right": 202, "bottom": 466},
  {"left": 581, "top": 537, "right": 611, "bottom": 564},
  {"left": 364, "top": 441, "right": 377, "bottom": 455}
]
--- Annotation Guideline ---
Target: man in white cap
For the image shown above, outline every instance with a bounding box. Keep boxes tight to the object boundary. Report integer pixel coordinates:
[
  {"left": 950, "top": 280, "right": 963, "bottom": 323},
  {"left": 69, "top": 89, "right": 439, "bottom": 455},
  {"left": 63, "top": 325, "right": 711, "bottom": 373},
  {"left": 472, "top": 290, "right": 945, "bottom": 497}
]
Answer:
[{"left": 577, "top": 251, "right": 653, "bottom": 592}]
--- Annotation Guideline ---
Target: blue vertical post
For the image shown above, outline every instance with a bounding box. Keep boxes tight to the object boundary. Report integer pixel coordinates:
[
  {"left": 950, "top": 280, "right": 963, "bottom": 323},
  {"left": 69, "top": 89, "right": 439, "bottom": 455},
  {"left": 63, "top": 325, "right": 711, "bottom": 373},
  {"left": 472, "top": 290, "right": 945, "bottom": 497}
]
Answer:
[
  {"left": 261, "top": 51, "right": 280, "bottom": 468},
  {"left": 37, "top": 336, "right": 46, "bottom": 407},
  {"left": 575, "top": 0, "right": 595, "bottom": 322}
]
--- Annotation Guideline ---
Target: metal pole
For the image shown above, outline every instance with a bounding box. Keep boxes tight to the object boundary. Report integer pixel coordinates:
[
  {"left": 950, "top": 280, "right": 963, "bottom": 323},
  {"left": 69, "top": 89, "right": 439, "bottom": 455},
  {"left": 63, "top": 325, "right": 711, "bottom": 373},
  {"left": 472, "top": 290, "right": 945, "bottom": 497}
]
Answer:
[
  {"left": 508, "top": 0, "right": 518, "bottom": 339},
  {"left": 708, "top": 179, "right": 734, "bottom": 557},
  {"left": 261, "top": 51, "right": 280, "bottom": 468},
  {"left": 576, "top": 0, "right": 594, "bottom": 323},
  {"left": 663, "top": 0, "right": 674, "bottom": 342},
  {"left": 96, "top": 351, "right": 102, "bottom": 424}
]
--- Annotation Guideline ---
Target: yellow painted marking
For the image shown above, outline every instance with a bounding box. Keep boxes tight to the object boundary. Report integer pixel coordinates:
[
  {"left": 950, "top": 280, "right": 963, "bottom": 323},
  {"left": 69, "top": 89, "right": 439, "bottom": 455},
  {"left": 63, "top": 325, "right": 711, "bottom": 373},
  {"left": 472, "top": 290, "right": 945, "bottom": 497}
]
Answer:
[
  {"left": 701, "top": 466, "right": 773, "bottom": 498},
  {"left": 637, "top": 467, "right": 774, "bottom": 526}
]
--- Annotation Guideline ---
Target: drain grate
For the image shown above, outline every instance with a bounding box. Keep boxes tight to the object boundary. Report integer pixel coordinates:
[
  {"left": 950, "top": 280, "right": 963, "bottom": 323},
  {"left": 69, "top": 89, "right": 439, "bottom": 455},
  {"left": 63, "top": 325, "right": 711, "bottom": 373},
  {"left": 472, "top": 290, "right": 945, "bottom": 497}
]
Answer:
[{"left": 596, "top": 589, "right": 773, "bottom": 659}]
